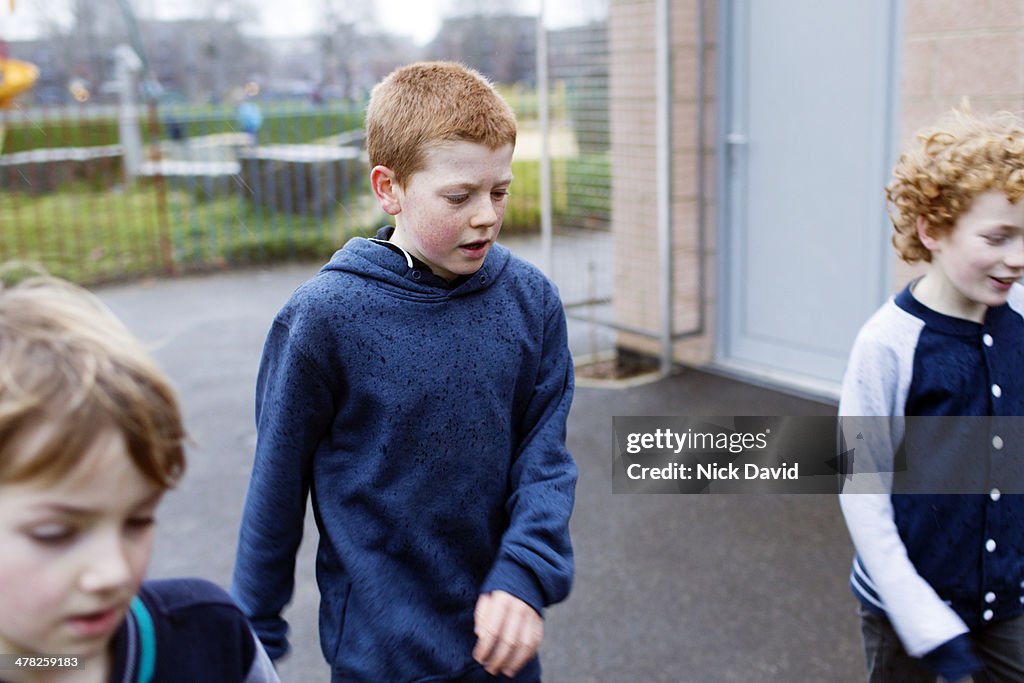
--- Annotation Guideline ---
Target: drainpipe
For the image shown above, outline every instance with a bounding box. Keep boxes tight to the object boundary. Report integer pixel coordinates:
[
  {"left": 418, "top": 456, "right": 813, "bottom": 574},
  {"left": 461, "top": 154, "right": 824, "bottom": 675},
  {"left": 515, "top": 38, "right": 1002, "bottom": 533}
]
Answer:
[
  {"left": 691, "top": 0, "right": 708, "bottom": 339},
  {"left": 656, "top": 0, "right": 674, "bottom": 375},
  {"left": 666, "top": 0, "right": 708, "bottom": 344}
]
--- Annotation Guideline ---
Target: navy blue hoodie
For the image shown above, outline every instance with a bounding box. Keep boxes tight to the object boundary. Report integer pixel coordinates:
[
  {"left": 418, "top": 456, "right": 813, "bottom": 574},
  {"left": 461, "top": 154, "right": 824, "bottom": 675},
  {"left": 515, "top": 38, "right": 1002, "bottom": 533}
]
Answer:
[{"left": 231, "top": 235, "right": 577, "bottom": 682}]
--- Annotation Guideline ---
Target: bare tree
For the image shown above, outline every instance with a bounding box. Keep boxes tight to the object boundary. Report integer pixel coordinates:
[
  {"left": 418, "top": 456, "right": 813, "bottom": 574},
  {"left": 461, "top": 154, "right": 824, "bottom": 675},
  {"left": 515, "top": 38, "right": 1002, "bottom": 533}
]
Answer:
[
  {"left": 31, "top": 0, "right": 127, "bottom": 90},
  {"left": 123, "top": 0, "right": 267, "bottom": 102},
  {"left": 427, "top": 0, "right": 536, "bottom": 84},
  {"left": 208, "top": 0, "right": 262, "bottom": 28},
  {"left": 441, "top": 0, "right": 527, "bottom": 18},
  {"left": 315, "top": 0, "right": 377, "bottom": 99},
  {"left": 197, "top": 1, "right": 263, "bottom": 100}
]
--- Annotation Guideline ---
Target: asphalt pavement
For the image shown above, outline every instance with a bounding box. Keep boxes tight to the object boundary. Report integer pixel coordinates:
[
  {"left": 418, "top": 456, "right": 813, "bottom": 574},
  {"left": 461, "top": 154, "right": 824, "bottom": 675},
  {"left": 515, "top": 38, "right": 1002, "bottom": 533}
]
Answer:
[{"left": 96, "top": 254, "right": 864, "bottom": 683}]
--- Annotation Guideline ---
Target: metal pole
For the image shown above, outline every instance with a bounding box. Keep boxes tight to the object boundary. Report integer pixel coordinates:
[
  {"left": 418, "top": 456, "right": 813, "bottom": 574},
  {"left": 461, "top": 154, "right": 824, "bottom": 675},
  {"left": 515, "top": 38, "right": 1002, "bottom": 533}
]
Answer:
[
  {"left": 694, "top": 0, "right": 707, "bottom": 336},
  {"left": 116, "top": 45, "right": 143, "bottom": 183},
  {"left": 656, "top": 0, "right": 674, "bottom": 374},
  {"left": 537, "top": 0, "right": 553, "bottom": 277}
]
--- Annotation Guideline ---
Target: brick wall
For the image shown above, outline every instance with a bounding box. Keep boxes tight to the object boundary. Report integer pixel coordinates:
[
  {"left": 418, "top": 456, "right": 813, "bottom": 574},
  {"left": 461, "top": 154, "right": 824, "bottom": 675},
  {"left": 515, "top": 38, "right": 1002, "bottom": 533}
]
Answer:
[
  {"left": 610, "top": 0, "right": 717, "bottom": 365},
  {"left": 894, "top": 0, "right": 1024, "bottom": 287},
  {"left": 609, "top": 0, "right": 1024, "bottom": 369}
]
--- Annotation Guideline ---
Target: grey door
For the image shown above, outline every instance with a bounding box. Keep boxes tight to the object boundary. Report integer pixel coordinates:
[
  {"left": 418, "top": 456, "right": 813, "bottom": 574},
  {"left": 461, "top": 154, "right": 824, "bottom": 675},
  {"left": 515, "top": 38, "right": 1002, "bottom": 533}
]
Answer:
[{"left": 719, "top": 0, "right": 900, "bottom": 391}]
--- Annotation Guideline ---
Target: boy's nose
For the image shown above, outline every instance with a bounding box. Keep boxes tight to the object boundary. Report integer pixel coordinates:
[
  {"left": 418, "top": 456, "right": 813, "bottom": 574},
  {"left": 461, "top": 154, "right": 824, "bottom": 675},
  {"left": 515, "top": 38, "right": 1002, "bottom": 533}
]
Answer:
[
  {"left": 469, "top": 196, "right": 499, "bottom": 229},
  {"left": 79, "top": 536, "right": 134, "bottom": 593},
  {"left": 1006, "top": 235, "right": 1024, "bottom": 269}
]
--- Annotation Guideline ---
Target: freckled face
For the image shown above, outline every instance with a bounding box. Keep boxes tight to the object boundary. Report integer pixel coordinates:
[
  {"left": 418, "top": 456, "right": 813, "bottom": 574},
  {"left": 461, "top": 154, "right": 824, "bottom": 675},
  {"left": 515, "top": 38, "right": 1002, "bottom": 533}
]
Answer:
[
  {"left": 0, "top": 426, "right": 162, "bottom": 664},
  {"left": 387, "top": 141, "right": 514, "bottom": 280}
]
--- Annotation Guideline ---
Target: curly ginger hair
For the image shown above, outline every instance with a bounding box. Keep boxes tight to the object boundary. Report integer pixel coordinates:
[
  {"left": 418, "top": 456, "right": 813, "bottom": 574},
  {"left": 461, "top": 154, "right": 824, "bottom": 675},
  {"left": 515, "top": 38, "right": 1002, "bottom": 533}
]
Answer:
[{"left": 888, "top": 107, "right": 1024, "bottom": 263}]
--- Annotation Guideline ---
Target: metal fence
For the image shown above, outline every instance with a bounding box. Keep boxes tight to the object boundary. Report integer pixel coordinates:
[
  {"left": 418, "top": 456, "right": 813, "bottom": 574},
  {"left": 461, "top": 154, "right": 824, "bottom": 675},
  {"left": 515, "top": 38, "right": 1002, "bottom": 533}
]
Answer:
[
  {"left": 0, "top": 92, "right": 606, "bottom": 286},
  {"left": 536, "top": 0, "right": 614, "bottom": 362},
  {"left": 2, "top": 100, "right": 384, "bottom": 283},
  {"left": 0, "top": 6, "right": 612, "bottom": 308}
]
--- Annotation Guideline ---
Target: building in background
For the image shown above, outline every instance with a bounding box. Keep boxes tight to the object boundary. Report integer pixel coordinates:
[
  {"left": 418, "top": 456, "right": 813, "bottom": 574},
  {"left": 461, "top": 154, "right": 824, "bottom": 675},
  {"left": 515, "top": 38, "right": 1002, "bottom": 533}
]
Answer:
[{"left": 607, "top": 0, "right": 1024, "bottom": 399}]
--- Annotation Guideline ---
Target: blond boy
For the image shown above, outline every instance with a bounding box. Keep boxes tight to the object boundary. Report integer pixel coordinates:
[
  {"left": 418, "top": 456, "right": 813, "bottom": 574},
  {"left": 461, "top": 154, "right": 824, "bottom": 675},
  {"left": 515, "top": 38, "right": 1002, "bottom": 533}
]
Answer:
[{"left": 0, "top": 275, "right": 278, "bottom": 683}]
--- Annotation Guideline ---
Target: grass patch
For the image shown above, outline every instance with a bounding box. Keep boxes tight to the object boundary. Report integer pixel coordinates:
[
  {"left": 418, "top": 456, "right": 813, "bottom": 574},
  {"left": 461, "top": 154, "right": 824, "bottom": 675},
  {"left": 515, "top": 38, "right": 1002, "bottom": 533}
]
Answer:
[
  {"left": 553, "top": 152, "right": 610, "bottom": 230},
  {"left": 165, "top": 103, "right": 366, "bottom": 145},
  {"left": 504, "top": 159, "right": 543, "bottom": 234},
  {"left": 3, "top": 117, "right": 121, "bottom": 153},
  {"left": 0, "top": 182, "right": 377, "bottom": 285},
  {"left": 504, "top": 152, "right": 610, "bottom": 234}
]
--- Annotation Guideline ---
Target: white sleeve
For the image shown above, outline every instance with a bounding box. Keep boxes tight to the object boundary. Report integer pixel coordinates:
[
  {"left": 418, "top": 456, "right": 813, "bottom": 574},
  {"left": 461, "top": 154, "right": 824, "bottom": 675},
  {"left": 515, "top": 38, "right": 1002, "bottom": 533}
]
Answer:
[
  {"left": 837, "top": 310, "right": 968, "bottom": 657},
  {"left": 243, "top": 628, "right": 282, "bottom": 683},
  {"left": 838, "top": 494, "right": 968, "bottom": 656}
]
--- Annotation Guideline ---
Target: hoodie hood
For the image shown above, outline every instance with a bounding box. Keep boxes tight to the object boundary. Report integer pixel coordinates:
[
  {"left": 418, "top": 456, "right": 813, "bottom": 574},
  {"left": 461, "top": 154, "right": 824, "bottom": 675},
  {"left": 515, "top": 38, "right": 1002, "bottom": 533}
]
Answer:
[{"left": 319, "top": 231, "right": 511, "bottom": 300}]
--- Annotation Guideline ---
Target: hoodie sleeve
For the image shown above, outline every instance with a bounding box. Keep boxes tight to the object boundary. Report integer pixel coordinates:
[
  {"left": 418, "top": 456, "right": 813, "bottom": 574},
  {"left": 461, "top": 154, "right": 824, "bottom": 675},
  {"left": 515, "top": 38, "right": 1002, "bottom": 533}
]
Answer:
[
  {"left": 231, "top": 313, "right": 338, "bottom": 660},
  {"left": 480, "top": 295, "right": 577, "bottom": 615}
]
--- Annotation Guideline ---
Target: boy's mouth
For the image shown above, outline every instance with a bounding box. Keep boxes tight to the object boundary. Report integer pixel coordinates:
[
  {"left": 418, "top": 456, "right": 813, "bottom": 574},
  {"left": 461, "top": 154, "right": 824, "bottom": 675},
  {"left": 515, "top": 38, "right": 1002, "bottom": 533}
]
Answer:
[
  {"left": 67, "top": 605, "right": 124, "bottom": 638},
  {"left": 991, "top": 275, "right": 1018, "bottom": 289},
  {"left": 459, "top": 240, "right": 490, "bottom": 255}
]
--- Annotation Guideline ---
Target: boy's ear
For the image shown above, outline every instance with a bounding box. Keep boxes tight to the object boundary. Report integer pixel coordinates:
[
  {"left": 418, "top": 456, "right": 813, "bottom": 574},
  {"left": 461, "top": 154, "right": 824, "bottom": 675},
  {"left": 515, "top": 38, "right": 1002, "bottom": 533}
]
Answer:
[
  {"left": 371, "top": 166, "right": 402, "bottom": 216},
  {"left": 916, "top": 216, "right": 942, "bottom": 251}
]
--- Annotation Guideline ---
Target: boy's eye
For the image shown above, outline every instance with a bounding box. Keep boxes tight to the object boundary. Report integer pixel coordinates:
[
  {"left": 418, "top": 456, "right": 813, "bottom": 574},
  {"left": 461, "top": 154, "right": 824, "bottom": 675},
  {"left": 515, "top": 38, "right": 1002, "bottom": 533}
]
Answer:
[
  {"left": 28, "top": 524, "right": 76, "bottom": 545},
  {"left": 491, "top": 190, "right": 509, "bottom": 201},
  {"left": 984, "top": 233, "right": 1009, "bottom": 245},
  {"left": 444, "top": 194, "right": 469, "bottom": 205},
  {"left": 126, "top": 516, "right": 156, "bottom": 534}
]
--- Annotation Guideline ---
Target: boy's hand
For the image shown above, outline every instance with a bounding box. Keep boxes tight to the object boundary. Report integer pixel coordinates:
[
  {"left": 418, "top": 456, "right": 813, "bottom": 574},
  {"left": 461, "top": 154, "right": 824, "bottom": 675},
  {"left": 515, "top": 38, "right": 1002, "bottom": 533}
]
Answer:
[{"left": 473, "top": 590, "right": 543, "bottom": 678}]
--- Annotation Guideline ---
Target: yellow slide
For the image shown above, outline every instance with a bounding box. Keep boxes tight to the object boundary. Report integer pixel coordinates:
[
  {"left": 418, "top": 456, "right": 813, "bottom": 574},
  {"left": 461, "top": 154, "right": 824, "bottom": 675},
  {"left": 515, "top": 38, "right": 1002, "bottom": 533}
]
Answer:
[{"left": 0, "top": 57, "right": 37, "bottom": 107}]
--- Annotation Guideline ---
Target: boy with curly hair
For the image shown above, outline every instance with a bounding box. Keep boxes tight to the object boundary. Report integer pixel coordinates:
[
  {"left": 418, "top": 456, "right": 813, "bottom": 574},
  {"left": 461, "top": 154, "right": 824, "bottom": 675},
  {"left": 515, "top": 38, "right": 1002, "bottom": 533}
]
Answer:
[
  {"left": 840, "top": 107, "right": 1024, "bottom": 682},
  {"left": 0, "top": 275, "right": 279, "bottom": 683},
  {"left": 231, "top": 62, "right": 577, "bottom": 682}
]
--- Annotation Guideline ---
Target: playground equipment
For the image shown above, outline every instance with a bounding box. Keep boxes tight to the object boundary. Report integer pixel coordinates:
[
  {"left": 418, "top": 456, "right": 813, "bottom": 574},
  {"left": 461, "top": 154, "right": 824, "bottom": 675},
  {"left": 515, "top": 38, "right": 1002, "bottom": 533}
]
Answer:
[
  {"left": 0, "top": 0, "right": 38, "bottom": 107},
  {"left": 0, "top": 2, "right": 39, "bottom": 151},
  {"left": 0, "top": 57, "right": 37, "bottom": 107},
  {"left": 0, "top": 0, "right": 37, "bottom": 107}
]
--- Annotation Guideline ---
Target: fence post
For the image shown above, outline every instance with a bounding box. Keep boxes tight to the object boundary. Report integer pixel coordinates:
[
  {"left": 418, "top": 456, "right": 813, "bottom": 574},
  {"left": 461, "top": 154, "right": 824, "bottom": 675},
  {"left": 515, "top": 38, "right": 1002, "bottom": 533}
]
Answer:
[
  {"left": 116, "top": 45, "right": 144, "bottom": 183},
  {"left": 146, "top": 100, "right": 174, "bottom": 275}
]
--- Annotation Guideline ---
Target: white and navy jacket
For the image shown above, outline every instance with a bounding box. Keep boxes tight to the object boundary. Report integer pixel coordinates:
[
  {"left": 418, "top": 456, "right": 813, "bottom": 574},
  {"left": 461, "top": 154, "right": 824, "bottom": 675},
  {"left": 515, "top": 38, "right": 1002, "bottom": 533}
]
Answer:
[{"left": 839, "top": 282, "right": 1024, "bottom": 660}]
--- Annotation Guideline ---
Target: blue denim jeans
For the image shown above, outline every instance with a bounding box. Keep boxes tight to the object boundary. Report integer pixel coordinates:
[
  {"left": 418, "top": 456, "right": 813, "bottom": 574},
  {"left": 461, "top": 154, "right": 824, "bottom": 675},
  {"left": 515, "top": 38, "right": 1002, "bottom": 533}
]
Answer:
[{"left": 859, "top": 605, "right": 1024, "bottom": 682}]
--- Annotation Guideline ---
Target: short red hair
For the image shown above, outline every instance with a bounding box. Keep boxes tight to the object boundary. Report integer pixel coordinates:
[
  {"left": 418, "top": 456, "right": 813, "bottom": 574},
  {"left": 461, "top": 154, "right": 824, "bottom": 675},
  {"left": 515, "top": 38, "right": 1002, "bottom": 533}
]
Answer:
[{"left": 366, "top": 61, "right": 517, "bottom": 187}]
